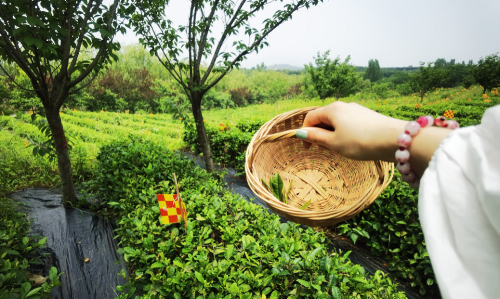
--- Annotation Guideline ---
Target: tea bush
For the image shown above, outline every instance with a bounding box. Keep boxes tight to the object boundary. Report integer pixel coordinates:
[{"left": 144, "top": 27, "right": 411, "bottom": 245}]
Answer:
[
  {"left": 183, "top": 123, "right": 253, "bottom": 173},
  {"left": 0, "top": 196, "right": 61, "bottom": 298},
  {"left": 181, "top": 97, "right": 498, "bottom": 296},
  {"left": 336, "top": 174, "right": 433, "bottom": 295},
  {"left": 89, "top": 138, "right": 407, "bottom": 298}
]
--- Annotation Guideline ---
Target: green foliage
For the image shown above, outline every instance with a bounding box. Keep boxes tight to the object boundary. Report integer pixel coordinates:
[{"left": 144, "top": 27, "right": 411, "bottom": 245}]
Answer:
[
  {"left": 471, "top": 53, "right": 500, "bottom": 93},
  {"left": 27, "top": 114, "right": 73, "bottom": 163},
  {"left": 337, "top": 174, "right": 433, "bottom": 296},
  {"left": 262, "top": 174, "right": 292, "bottom": 204},
  {"left": 395, "top": 83, "right": 413, "bottom": 96},
  {"left": 203, "top": 90, "right": 234, "bottom": 109},
  {"left": 183, "top": 121, "right": 253, "bottom": 173},
  {"left": 363, "top": 59, "right": 383, "bottom": 83},
  {"left": 88, "top": 138, "right": 406, "bottom": 298},
  {"left": 409, "top": 62, "right": 448, "bottom": 103},
  {"left": 0, "top": 196, "right": 62, "bottom": 298},
  {"left": 372, "top": 83, "right": 391, "bottom": 99},
  {"left": 305, "top": 51, "right": 361, "bottom": 99},
  {"left": 86, "top": 68, "right": 157, "bottom": 112},
  {"left": 0, "top": 77, "right": 12, "bottom": 105},
  {"left": 0, "top": 128, "right": 59, "bottom": 196}
]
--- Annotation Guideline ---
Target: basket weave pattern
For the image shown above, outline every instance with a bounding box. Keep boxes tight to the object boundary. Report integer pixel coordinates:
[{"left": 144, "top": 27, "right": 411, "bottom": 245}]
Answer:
[{"left": 245, "top": 107, "right": 394, "bottom": 226}]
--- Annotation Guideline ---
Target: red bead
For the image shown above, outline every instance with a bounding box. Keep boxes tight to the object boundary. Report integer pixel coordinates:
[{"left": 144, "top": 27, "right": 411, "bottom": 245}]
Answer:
[
  {"left": 399, "top": 146, "right": 405, "bottom": 151},
  {"left": 417, "top": 116, "right": 428, "bottom": 127},
  {"left": 404, "top": 130, "right": 410, "bottom": 135}
]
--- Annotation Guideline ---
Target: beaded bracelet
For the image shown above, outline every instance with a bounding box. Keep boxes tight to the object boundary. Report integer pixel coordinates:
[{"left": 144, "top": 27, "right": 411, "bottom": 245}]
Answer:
[{"left": 395, "top": 115, "right": 459, "bottom": 189}]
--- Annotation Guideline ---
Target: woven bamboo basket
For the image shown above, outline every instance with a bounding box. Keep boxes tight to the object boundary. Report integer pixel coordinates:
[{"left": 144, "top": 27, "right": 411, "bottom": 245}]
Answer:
[{"left": 245, "top": 107, "right": 394, "bottom": 227}]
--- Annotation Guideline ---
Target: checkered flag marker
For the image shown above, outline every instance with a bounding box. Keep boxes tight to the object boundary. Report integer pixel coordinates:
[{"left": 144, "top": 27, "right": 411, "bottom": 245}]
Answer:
[
  {"left": 443, "top": 110, "right": 455, "bottom": 118},
  {"left": 156, "top": 194, "right": 186, "bottom": 224}
]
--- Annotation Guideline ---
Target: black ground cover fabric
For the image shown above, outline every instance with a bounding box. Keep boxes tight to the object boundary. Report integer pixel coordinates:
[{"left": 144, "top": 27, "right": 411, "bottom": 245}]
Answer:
[{"left": 7, "top": 188, "right": 128, "bottom": 299}]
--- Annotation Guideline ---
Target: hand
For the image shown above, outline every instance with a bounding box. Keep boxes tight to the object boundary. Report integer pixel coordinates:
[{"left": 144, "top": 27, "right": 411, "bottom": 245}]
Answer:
[
  {"left": 297, "top": 101, "right": 406, "bottom": 162},
  {"left": 296, "top": 101, "right": 452, "bottom": 176}
]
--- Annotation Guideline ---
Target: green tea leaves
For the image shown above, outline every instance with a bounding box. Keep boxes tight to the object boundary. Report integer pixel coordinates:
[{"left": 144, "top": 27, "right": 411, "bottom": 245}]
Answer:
[{"left": 299, "top": 199, "right": 312, "bottom": 210}]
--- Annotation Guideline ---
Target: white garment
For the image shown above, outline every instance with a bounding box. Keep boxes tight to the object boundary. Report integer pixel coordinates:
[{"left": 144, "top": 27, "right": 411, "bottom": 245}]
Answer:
[{"left": 420, "top": 105, "right": 500, "bottom": 299}]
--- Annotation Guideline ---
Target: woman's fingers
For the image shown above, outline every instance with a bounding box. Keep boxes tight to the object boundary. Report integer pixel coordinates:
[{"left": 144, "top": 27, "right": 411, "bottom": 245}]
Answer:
[
  {"left": 296, "top": 127, "right": 337, "bottom": 151},
  {"left": 302, "top": 106, "right": 333, "bottom": 129}
]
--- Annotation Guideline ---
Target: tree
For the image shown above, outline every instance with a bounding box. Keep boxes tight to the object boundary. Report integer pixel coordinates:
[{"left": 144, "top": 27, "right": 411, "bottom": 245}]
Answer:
[
  {"left": 471, "top": 53, "right": 500, "bottom": 94},
  {"left": 304, "top": 51, "right": 360, "bottom": 100},
  {"left": 363, "top": 59, "right": 383, "bottom": 83},
  {"left": 132, "top": 0, "right": 322, "bottom": 172},
  {"left": 256, "top": 63, "right": 267, "bottom": 72},
  {"left": 0, "top": 0, "right": 126, "bottom": 203},
  {"left": 409, "top": 62, "right": 448, "bottom": 103}
]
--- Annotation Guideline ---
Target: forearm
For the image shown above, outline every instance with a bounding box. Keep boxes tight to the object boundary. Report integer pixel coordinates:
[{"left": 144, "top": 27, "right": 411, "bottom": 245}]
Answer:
[{"left": 377, "top": 120, "right": 453, "bottom": 177}]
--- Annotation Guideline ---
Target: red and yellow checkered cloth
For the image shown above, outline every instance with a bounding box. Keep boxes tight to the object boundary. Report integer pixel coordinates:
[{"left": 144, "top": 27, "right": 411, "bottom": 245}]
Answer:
[
  {"left": 156, "top": 194, "right": 187, "bottom": 224},
  {"left": 443, "top": 110, "right": 455, "bottom": 118}
]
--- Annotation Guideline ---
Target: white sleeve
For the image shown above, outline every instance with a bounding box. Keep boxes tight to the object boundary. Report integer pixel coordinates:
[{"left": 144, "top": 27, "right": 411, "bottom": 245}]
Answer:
[{"left": 419, "top": 105, "right": 500, "bottom": 299}]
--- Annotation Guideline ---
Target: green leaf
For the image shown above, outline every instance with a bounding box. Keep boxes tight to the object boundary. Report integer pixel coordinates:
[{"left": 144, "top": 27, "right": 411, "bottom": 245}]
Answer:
[
  {"left": 24, "top": 36, "right": 43, "bottom": 48},
  {"left": 299, "top": 199, "right": 312, "bottom": 210},
  {"left": 350, "top": 233, "right": 359, "bottom": 244},
  {"left": 25, "top": 287, "right": 42, "bottom": 297},
  {"left": 269, "top": 291, "right": 279, "bottom": 299},
  {"left": 351, "top": 276, "right": 367, "bottom": 284},
  {"left": 22, "top": 237, "right": 29, "bottom": 245},
  {"left": 261, "top": 179, "right": 270, "bottom": 191},
  {"left": 195, "top": 271, "right": 204, "bottom": 284},
  {"left": 331, "top": 286, "right": 341, "bottom": 299},
  {"left": 269, "top": 174, "right": 284, "bottom": 200},
  {"left": 308, "top": 246, "right": 322, "bottom": 261},
  {"left": 297, "top": 279, "right": 310, "bottom": 288},
  {"left": 427, "top": 278, "right": 434, "bottom": 285},
  {"left": 38, "top": 237, "right": 47, "bottom": 246},
  {"left": 396, "top": 221, "right": 407, "bottom": 225},
  {"left": 49, "top": 266, "right": 57, "bottom": 281},
  {"left": 150, "top": 262, "right": 165, "bottom": 269}
]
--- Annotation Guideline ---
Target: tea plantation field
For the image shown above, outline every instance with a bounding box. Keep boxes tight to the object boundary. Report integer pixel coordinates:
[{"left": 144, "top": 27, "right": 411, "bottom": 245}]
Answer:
[{"left": 0, "top": 85, "right": 498, "bottom": 298}]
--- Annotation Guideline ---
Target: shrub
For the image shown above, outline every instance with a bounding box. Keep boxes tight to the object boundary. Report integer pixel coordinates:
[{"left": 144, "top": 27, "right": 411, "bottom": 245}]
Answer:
[
  {"left": 229, "top": 87, "right": 253, "bottom": 107},
  {"left": 89, "top": 138, "right": 407, "bottom": 298},
  {"left": 203, "top": 90, "right": 235, "bottom": 109},
  {"left": 336, "top": 173, "right": 434, "bottom": 295},
  {"left": 0, "top": 196, "right": 62, "bottom": 298},
  {"left": 183, "top": 122, "right": 253, "bottom": 173}
]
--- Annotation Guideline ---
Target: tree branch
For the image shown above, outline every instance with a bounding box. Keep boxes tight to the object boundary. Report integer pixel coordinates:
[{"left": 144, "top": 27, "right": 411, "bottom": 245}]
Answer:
[
  {"left": 196, "top": 0, "right": 220, "bottom": 62},
  {"left": 0, "top": 64, "right": 36, "bottom": 92},
  {"left": 67, "top": 0, "right": 119, "bottom": 91},
  {"left": 207, "top": 0, "right": 306, "bottom": 90},
  {"left": 201, "top": 0, "right": 247, "bottom": 84},
  {"left": 68, "top": 0, "right": 101, "bottom": 74}
]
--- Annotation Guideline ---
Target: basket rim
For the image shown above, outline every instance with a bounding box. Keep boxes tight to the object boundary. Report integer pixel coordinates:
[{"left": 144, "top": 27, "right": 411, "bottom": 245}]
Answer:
[{"left": 245, "top": 106, "right": 394, "bottom": 223}]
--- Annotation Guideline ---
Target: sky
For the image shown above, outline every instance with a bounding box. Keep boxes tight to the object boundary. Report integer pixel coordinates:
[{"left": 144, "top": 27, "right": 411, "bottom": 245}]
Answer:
[{"left": 114, "top": 0, "right": 500, "bottom": 69}]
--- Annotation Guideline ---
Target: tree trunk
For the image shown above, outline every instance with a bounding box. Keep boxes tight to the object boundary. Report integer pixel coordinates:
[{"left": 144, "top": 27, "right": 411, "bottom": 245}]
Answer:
[
  {"left": 191, "top": 95, "right": 216, "bottom": 172},
  {"left": 45, "top": 107, "right": 78, "bottom": 205},
  {"left": 483, "top": 87, "right": 486, "bottom": 94}
]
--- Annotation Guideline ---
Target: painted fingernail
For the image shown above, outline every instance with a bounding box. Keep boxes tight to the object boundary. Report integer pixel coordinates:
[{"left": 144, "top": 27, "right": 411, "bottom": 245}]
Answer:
[{"left": 296, "top": 129, "right": 308, "bottom": 140}]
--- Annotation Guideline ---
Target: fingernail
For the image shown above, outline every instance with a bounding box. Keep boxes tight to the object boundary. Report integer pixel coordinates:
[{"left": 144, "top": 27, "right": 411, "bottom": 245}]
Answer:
[{"left": 296, "top": 129, "right": 308, "bottom": 140}]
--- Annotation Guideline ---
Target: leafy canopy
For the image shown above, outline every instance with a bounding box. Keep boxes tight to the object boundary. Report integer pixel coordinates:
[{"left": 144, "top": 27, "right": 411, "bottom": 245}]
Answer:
[
  {"left": 363, "top": 59, "right": 383, "bottom": 83},
  {"left": 408, "top": 62, "right": 448, "bottom": 103},
  {"left": 471, "top": 53, "right": 500, "bottom": 93},
  {"left": 0, "top": 0, "right": 128, "bottom": 108},
  {"left": 130, "top": 0, "right": 323, "bottom": 99},
  {"left": 305, "top": 51, "right": 360, "bottom": 99}
]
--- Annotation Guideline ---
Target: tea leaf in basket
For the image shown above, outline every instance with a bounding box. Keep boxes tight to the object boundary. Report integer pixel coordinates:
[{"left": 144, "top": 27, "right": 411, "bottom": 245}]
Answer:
[
  {"left": 270, "top": 174, "right": 284, "bottom": 201},
  {"left": 299, "top": 199, "right": 312, "bottom": 210},
  {"left": 261, "top": 179, "right": 271, "bottom": 192},
  {"left": 282, "top": 179, "right": 293, "bottom": 204}
]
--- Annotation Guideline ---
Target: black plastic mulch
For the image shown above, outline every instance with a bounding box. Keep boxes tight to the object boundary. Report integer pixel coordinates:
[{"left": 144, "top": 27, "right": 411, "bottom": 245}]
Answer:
[{"left": 8, "top": 188, "right": 128, "bottom": 299}]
